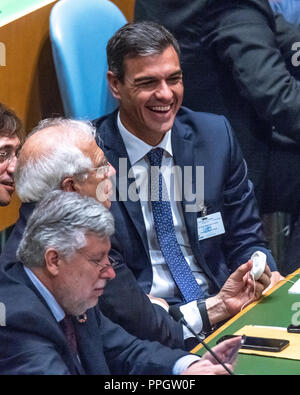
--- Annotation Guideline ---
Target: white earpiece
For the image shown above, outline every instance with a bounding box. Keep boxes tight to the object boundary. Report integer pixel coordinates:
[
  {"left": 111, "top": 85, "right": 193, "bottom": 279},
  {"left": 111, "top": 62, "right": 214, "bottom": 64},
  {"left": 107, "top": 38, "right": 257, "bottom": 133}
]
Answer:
[{"left": 250, "top": 251, "right": 266, "bottom": 280}]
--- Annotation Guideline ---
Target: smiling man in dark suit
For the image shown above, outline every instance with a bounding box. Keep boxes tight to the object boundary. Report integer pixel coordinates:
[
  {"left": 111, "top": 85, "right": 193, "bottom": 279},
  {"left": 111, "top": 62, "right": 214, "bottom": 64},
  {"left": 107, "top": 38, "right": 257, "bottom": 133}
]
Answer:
[
  {"left": 94, "top": 21, "right": 280, "bottom": 340},
  {"left": 134, "top": 0, "right": 300, "bottom": 277}
]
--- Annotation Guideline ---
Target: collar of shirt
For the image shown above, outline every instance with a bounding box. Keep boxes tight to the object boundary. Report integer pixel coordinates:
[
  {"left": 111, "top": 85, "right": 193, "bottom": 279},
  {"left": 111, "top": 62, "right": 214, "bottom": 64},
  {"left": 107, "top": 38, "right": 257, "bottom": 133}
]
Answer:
[
  {"left": 23, "top": 265, "right": 65, "bottom": 322},
  {"left": 117, "top": 112, "right": 173, "bottom": 165}
]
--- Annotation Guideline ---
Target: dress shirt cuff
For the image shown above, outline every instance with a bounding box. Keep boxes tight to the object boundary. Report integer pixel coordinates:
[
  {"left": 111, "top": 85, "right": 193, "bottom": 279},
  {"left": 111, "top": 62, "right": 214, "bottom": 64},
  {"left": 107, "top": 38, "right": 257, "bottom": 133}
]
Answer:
[
  {"left": 149, "top": 298, "right": 169, "bottom": 312},
  {"left": 172, "top": 355, "right": 201, "bottom": 375},
  {"left": 179, "top": 301, "right": 203, "bottom": 339}
]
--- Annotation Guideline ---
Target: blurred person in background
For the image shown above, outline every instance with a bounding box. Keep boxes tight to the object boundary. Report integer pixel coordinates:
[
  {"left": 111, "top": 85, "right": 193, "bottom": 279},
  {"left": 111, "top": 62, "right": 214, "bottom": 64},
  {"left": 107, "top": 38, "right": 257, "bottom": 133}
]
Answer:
[{"left": 0, "top": 103, "right": 22, "bottom": 206}]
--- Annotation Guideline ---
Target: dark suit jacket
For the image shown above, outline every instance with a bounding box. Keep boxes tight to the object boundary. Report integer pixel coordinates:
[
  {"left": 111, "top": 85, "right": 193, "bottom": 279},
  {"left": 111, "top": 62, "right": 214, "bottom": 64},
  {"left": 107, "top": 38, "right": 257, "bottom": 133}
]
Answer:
[
  {"left": 0, "top": 261, "right": 188, "bottom": 374},
  {"left": 0, "top": 203, "right": 185, "bottom": 350},
  {"left": 135, "top": 0, "right": 300, "bottom": 212},
  {"left": 93, "top": 107, "right": 277, "bottom": 304}
]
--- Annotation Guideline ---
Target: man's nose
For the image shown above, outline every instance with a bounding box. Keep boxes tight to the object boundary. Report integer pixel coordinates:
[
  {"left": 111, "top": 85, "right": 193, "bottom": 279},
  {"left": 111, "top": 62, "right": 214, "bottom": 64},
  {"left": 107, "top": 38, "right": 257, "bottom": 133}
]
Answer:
[
  {"left": 107, "top": 162, "right": 116, "bottom": 178},
  {"left": 155, "top": 80, "right": 173, "bottom": 101},
  {"left": 100, "top": 265, "right": 116, "bottom": 281},
  {"left": 6, "top": 155, "right": 17, "bottom": 174}
]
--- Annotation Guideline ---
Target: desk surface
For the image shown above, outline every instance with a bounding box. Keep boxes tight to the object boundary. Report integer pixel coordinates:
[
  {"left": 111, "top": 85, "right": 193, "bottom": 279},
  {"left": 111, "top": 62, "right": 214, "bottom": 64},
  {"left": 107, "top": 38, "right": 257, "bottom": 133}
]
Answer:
[{"left": 193, "top": 269, "right": 300, "bottom": 374}]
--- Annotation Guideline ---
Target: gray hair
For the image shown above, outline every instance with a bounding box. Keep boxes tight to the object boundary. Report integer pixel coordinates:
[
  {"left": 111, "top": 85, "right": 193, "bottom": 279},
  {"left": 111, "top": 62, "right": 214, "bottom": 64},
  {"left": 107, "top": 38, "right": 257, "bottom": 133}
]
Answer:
[
  {"left": 15, "top": 118, "right": 99, "bottom": 202},
  {"left": 107, "top": 21, "right": 181, "bottom": 81},
  {"left": 17, "top": 190, "right": 114, "bottom": 268},
  {"left": 28, "top": 117, "right": 97, "bottom": 140}
]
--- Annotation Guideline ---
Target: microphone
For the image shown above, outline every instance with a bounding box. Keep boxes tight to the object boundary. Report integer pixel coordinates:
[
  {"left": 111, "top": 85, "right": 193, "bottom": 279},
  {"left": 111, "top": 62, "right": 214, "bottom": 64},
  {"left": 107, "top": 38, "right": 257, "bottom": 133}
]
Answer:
[{"left": 169, "top": 305, "right": 234, "bottom": 375}]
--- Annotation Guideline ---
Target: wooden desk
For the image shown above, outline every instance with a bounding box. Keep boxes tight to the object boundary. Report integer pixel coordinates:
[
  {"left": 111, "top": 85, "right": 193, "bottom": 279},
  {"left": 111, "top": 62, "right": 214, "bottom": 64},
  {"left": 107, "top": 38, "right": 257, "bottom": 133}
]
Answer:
[{"left": 193, "top": 269, "right": 300, "bottom": 374}]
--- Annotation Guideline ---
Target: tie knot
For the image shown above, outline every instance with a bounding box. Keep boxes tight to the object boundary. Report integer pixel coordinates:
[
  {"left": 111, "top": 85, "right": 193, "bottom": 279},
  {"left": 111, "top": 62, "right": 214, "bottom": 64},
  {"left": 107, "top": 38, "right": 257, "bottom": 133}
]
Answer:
[{"left": 147, "top": 147, "right": 164, "bottom": 167}]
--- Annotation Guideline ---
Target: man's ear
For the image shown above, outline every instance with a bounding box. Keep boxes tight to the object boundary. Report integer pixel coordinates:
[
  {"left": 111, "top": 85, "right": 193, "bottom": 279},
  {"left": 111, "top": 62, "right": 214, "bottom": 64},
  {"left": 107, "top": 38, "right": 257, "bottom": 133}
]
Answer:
[
  {"left": 107, "top": 71, "right": 121, "bottom": 100},
  {"left": 44, "top": 248, "right": 62, "bottom": 276},
  {"left": 61, "top": 176, "right": 77, "bottom": 192}
]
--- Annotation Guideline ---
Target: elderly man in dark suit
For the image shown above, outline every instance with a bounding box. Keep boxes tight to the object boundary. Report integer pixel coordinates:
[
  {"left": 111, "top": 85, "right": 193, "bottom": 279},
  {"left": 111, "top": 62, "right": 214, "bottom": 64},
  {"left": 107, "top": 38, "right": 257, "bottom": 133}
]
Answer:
[
  {"left": 94, "top": 21, "right": 279, "bottom": 340},
  {"left": 0, "top": 190, "right": 241, "bottom": 374}
]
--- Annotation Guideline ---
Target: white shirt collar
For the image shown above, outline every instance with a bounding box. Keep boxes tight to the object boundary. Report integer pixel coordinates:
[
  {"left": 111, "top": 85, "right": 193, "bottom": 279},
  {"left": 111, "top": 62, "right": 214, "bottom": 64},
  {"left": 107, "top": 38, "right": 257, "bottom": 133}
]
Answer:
[
  {"left": 24, "top": 265, "right": 65, "bottom": 322},
  {"left": 117, "top": 112, "right": 173, "bottom": 166}
]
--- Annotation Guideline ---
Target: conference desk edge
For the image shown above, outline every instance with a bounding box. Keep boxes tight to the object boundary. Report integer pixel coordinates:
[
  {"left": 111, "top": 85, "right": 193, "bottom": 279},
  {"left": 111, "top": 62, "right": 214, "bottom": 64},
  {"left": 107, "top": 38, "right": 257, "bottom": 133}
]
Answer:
[{"left": 192, "top": 267, "right": 300, "bottom": 354}]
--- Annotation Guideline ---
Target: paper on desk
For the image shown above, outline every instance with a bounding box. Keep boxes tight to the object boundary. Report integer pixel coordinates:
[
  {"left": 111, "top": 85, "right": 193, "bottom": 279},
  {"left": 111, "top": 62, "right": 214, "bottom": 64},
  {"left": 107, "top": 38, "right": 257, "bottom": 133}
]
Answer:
[
  {"left": 234, "top": 325, "right": 300, "bottom": 360},
  {"left": 288, "top": 278, "right": 300, "bottom": 294}
]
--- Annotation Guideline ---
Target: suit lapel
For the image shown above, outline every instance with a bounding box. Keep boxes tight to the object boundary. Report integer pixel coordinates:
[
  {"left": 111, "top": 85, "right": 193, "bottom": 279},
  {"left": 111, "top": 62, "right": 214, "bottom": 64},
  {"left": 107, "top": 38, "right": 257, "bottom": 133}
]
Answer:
[
  {"left": 171, "top": 120, "right": 199, "bottom": 250},
  {"left": 8, "top": 263, "right": 85, "bottom": 374},
  {"left": 74, "top": 310, "right": 110, "bottom": 375},
  {"left": 171, "top": 119, "right": 217, "bottom": 283}
]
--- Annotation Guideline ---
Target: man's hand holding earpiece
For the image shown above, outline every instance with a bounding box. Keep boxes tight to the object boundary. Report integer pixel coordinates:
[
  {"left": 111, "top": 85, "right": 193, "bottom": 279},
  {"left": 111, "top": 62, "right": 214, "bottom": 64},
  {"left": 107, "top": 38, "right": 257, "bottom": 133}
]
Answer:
[{"left": 205, "top": 260, "right": 272, "bottom": 326}]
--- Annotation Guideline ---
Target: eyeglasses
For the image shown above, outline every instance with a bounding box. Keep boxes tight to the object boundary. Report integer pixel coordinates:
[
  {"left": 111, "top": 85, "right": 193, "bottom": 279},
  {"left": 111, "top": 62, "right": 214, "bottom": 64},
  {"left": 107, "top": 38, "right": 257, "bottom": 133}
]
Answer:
[
  {"left": 85, "top": 254, "right": 118, "bottom": 274},
  {"left": 77, "top": 158, "right": 111, "bottom": 179},
  {"left": 90, "top": 158, "right": 111, "bottom": 179},
  {"left": 0, "top": 149, "right": 19, "bottom": 166}
]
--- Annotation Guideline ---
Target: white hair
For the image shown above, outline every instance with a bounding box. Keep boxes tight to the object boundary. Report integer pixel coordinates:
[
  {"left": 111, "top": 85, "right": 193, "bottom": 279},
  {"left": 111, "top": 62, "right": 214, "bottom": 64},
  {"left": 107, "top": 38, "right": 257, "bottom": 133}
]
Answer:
[
  {"left": 17, "top": 190, "right": 114, "bottom": 268},
  {"left": 15, "top": 118, "right": 99, "bottom": 202}
]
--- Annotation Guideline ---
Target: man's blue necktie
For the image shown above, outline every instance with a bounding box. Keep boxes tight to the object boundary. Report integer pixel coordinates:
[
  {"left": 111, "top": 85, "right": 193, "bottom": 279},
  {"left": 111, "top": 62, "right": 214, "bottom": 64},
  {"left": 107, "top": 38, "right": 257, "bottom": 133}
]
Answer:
[{"left": 147, "top": 147, "right": 205, "bottom": 303}]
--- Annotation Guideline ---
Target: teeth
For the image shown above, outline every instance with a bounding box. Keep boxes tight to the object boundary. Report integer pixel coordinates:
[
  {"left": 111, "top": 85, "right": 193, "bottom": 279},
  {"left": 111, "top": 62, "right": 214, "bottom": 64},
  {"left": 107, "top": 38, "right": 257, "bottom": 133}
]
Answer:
[{"left": 149, "top": 105, "right": 171, "bottom": 112}]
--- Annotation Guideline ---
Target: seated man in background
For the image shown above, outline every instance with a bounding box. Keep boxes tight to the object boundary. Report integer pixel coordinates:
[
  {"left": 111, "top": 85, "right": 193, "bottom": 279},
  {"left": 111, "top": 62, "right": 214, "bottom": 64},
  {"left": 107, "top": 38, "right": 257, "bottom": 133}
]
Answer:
[
  {"left": 0, "top": 103, "right": 22, "bottom": 206},
  {"left": 0, "top": 190, "right": 242, "bottom": 374},
  {"left": 1, "top": 118, "right": 271, "bottom": 349},
  {"left": 94, "top": 20, "right": 280, "bottom": 338}
]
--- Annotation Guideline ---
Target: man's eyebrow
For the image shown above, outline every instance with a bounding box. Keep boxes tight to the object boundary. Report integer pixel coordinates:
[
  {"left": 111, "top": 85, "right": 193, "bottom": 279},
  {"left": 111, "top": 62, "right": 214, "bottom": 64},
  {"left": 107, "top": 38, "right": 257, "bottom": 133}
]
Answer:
[
  {"left": 133, "top": 70, "right": 183, "bottom": 84},
  {"left": 168, "top": 70, "right": 183, "bottom": 78},
  {"left": 0, "top": 144, "right": 19, "bottom": 151},
  {"left": 88, "top": 251, "right": 106, "bottom": 261},
  {"left": 133, "top": 76, "right": 157, "bottom": 84}
]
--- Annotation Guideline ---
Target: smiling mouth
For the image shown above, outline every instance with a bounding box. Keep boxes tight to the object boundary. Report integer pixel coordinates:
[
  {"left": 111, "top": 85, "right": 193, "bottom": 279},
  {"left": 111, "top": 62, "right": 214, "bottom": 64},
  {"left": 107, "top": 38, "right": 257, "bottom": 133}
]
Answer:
[
  {"left": 94, "top": 283, "right": 106, "bottom": 293},
  {"left": 147, "top": 104, "right": 172, "bottom": 113},
  {"left": 1, "top": 181, "right": 15, "bottom": 191}
]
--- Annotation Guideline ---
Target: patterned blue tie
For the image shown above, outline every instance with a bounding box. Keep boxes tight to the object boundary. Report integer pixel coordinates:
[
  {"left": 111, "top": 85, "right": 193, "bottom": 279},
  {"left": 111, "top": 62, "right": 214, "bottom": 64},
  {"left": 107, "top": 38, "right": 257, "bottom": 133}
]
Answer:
[{"left": 147, "top": 148, "right": 205, "bottom": 303}]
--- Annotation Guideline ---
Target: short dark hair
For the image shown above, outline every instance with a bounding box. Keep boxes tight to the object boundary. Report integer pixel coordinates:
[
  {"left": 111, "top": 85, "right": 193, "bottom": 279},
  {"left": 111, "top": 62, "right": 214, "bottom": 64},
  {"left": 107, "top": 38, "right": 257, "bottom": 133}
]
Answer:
[
  {"left": 107, "top": 21, "right": 181, "bottom": 81},
  {"left": 0, "top": 103, "right": 23, "bottom": 142}
]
